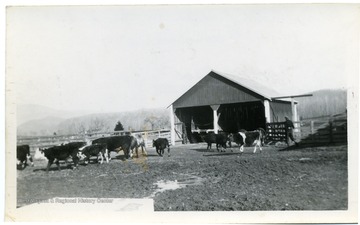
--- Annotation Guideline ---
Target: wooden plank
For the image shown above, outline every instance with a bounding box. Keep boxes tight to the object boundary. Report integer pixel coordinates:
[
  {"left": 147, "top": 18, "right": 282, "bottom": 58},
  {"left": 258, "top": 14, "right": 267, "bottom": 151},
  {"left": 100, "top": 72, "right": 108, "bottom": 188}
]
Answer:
[
  {"left": 300, "top": 140, "right": 331, "bottom": 144},
  {"left": 272, "top": 94, "right": 313, "bottom": 99},
  {"left": 333, "top": 130, "right": 347, "bottom": 135}
]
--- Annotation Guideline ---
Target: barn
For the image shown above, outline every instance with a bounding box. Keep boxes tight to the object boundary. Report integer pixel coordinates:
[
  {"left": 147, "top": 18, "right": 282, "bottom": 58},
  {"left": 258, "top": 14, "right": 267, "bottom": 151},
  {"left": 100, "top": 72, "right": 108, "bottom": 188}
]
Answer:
[{"left": 169, "top": 70, "right": 299, "bottom": 145}]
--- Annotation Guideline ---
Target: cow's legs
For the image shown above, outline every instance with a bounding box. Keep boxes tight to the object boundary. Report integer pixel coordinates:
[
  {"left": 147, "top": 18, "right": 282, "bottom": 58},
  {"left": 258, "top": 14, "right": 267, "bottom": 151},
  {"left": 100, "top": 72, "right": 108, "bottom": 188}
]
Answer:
[
  {"left": 253, "top": 141, "right": 262, "bottom": 153},
  {"left": 258, "top": 140, "right": 263, "bottom": 153},
  {"left": 135, "top": 147, "right": 139, "bottom": 158},
  {"left": 167, "top": 146, "right": 170, "bottom": 157},
  {"left": 156, "top": 148, "right": 162, "bottom": 156},
  {"left": 55, "top": 159, "right": 61, "bottom": 171},
  {"left": 72, "top": 157, "right": 79, "bottom": 169},
  {"left": 83, "top": 154, "right": 89, "bottom": 165},
  {"left": 239, "top": 145, "right": 244, "bottom": 153},
  {"left": 141, "top": 145, "right": 147, "bottom": 156},
  {"left": 46, "top": 159, "right": 54, "bottom": 172},
  {"left": 107, "top": 149, "right": 111, "bottom": 162},
  {"left": 105, "top": 149, "right": 109, "bottom": 163},
  {"left": 98, "top": 152, "right": 104, "bottom": 164},
  {"left": 27, "top": 154, "right": 34, "bottom": 167}
]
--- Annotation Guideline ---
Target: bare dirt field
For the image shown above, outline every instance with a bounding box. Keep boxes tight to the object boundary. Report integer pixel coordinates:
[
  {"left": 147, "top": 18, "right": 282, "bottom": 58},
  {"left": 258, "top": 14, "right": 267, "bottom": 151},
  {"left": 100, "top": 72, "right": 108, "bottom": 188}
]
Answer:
[{"left": 17, "top": 143, "right": 348, "bottom": 211}]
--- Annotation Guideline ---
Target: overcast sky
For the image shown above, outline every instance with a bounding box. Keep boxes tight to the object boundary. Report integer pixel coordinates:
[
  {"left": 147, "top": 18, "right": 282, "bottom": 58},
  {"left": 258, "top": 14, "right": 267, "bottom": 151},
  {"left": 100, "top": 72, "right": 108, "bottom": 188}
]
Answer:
[{"left": 6, "top": 4, "right": 359, "bottom": 113}]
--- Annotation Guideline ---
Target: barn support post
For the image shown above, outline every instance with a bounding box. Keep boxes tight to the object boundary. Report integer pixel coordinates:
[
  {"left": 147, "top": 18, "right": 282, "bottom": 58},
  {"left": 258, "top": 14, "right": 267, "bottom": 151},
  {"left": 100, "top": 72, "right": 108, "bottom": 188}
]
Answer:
[
  {"left": 210, "top": 104, "right": 220, "bottom": 134},
  {"left": 291, "top": 98, "right": 299, "bottom": 131},
  {"left": 169, "top": 105, "right": 176, "bottom": 146},
  {"left": 264, "top": 99, "right": 271, "bottom": 123}
]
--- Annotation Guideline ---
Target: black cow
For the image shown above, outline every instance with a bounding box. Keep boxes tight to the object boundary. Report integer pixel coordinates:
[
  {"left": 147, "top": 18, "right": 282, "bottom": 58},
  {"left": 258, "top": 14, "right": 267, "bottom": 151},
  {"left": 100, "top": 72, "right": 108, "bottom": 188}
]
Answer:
[
  {"left": 92, "top": 135, "right": 137, "bottom": 160},
  {"left": 17, "top": 145, "right": 34, "bottom": 170},
  {"left": 203, "top": 132, "right": 229, "bottom": 152},
  {"left": 40, "top": 142, "right": 86, "bottom": 172},
  {"left": 228, "top": 128, "right": 266, "bottom": 153},
  {"left": 152, "top": 138, "right": 170, "bottom": 157},
  {"left": 77, "top": 143, "right": 108, "bottom": 164}
]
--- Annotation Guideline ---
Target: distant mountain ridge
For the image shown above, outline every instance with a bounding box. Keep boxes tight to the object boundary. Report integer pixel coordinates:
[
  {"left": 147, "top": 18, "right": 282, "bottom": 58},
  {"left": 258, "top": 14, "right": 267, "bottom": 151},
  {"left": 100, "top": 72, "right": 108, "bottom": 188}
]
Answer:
[
  {"left": 17, "top": 116, "right": 65, "bottom": 136},
  {"left": 17, "top": 105, "right": 169, "bottom": 136},
  {"left": 17, "top": 104, "right": 91, "bottom": 126},
  {"left": 17, "top": 89, "right": 347, "bottom": 136}
]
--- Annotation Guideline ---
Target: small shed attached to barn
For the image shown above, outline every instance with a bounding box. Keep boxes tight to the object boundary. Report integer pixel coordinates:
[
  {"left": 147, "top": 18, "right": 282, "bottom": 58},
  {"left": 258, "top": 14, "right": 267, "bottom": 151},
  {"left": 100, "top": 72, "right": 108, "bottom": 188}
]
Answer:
[{"left": 169, "top": 70, "right": 299, "bottom": 145}]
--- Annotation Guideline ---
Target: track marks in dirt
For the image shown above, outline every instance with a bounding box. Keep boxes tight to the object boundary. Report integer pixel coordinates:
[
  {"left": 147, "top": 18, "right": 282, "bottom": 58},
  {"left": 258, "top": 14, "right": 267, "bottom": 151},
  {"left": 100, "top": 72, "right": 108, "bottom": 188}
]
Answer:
[{"left": 18, "top": 145, "right": 348, "bottom": 211}]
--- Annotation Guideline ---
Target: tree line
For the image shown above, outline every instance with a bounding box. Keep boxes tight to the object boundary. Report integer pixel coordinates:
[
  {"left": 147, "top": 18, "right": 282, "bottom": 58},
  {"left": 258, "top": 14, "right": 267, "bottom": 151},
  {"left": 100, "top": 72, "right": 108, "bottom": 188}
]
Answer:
[{"left": 55, "top": 108, "right": 170, "bottom": 135}]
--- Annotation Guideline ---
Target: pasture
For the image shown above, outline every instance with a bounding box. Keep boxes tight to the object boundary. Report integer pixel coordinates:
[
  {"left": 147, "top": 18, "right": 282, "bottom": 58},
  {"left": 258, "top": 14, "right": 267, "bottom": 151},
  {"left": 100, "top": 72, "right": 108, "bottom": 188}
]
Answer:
[{"left": 17, "top": 143, "right": 348, "bottom": 211}]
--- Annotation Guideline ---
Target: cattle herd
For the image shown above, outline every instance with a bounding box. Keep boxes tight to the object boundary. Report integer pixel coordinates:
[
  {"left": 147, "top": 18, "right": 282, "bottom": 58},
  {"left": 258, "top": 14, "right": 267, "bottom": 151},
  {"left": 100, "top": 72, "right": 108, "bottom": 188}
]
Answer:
[{"left": 17, "top": 129, "right": 266, "bottom": 172}]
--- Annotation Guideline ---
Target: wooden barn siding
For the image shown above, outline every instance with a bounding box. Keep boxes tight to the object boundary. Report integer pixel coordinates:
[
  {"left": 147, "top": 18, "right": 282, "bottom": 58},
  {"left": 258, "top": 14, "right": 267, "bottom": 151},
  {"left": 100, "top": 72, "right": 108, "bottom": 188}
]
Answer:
[
  {"left": 173, "top": 72, "right": 263, "bottom": 109},
  {"left": 269, "top": 101, "right": 293, "bottom": 123}
]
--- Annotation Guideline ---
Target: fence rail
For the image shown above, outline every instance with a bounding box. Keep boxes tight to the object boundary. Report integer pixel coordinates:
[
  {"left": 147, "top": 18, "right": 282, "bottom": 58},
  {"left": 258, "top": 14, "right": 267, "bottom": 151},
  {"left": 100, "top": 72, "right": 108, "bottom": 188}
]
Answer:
[
  {"left": 17, "top": 129, "right": 171, "bottom": 153},
  {"left": 266, "top": 114, "right": 347, "bottom": 146}
]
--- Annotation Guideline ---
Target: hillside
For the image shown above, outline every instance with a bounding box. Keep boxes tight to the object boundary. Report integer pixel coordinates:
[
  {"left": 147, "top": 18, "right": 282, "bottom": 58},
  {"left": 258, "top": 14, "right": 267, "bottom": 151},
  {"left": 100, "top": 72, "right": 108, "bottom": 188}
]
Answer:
[
  {"left": 296, "top": 89, "right": 347, "bottom": 119},
  {"left": 17, "top": 104, "right": 90, "bottom": 126},
  {"left": 17, "top": 116, "right": 65, "bottom": 136},
  {"left": 17, "top": 107, "right": 170, "bottom": 136},
  {"left": 56, "top": 108, "right": 170, "bottom": 135}
]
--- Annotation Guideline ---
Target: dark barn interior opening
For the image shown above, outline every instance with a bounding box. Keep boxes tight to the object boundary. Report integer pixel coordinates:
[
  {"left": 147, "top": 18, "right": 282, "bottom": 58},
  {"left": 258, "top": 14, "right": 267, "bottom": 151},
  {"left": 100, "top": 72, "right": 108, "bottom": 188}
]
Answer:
[
  {"left": 218, "top": 101, "right": 266, "bottom": 132},
  {"left": 175, "top": 101, "right": 266, "bottom": 143}
]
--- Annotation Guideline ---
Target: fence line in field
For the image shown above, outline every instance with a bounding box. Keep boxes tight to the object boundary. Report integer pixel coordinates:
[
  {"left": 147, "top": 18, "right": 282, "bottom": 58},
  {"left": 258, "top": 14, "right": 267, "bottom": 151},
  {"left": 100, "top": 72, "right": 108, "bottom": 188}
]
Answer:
[
  {"left": 17, "top": 129, "right": 171, "bottom": 153},
  {"left": 266, "top": 114, "right": 347, "bottom": 146}
]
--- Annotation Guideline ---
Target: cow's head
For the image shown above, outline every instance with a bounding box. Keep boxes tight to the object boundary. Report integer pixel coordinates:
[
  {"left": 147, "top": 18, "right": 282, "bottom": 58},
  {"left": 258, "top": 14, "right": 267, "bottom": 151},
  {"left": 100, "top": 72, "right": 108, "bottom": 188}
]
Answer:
[
  {"left": 16, "top": 159, "right": 21, "bottom": 166},
  {"left": 152, "top": 140, "right": 156, "bottom": 147},
  {"left": 16, "top": 160, "right": 24, "bottom": 170}
]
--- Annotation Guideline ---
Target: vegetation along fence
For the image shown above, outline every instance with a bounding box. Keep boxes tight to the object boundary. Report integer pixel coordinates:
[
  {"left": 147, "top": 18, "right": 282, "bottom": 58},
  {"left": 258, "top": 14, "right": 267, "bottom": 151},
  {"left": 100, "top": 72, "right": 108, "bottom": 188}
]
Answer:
[{"left": 266, "top": 112, "right": 347, "bottom": 146}]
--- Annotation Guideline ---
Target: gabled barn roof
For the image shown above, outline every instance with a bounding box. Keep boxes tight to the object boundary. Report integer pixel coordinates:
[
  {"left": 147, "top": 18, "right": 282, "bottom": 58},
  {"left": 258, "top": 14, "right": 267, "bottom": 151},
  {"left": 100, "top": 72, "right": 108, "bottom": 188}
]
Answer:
[
  {"left": 212, "top": 70, "right": 281, "bottom": 100},
  {"left": 171, "top": 70, "right": 292, "bottom": 109}
]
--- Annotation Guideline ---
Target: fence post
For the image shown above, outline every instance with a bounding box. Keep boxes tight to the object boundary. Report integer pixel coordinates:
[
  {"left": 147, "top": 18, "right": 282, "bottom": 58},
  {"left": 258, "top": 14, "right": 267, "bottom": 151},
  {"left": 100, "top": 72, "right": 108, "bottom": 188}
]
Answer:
[
  {"left": 310, "top": 121, "right": 314, "bottom": 141},
  {"left": 329, "top": 120, "right": 334, "bottom": 144}
]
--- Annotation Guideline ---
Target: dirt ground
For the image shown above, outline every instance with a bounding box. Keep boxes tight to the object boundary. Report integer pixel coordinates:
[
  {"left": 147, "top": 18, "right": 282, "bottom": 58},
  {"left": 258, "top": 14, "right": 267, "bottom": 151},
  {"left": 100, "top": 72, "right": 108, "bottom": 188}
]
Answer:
[{"left": 17, "top": 143, "right": 348, "bottom": 211}]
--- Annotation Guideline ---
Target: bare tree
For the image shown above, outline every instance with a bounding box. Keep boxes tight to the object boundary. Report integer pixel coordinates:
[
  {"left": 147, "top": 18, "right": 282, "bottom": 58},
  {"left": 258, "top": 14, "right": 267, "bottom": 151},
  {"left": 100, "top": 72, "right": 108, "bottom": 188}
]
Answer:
[
  {"left": 74, "top": 121, "right": 86, "bottom": 135},
  {"left": 144, "top": 116, "right": 157, "bottom": 130},
  {"left": 144, "top": 116, "right": 170, "bottom": 130},
  {"left": 88, "top": 117, "right": 106, "bottom": 133}
]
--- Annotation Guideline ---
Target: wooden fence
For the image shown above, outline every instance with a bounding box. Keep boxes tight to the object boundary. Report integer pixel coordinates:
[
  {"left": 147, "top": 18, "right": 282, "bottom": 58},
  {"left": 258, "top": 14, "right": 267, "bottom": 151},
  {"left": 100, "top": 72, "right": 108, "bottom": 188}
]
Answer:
[
  {"left": 266, "top": 113, "right": 347, "bottom": 146},
  {"left": 17, "top": 129, "right": 171, "bottom": 154},
  {"left": 299, "top": 115, "right": 347, "bottom": 146},
  {"left": 265, "top": 122, "right": 287, "bottom": 143}
]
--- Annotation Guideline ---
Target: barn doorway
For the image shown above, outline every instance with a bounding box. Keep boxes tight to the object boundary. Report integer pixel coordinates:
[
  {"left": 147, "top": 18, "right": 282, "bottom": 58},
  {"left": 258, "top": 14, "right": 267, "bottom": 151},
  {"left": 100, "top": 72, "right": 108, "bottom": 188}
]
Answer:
[
  {"left": 174, "top": 101, "right": 266, "bottom": 143},
  {"left": 218, "top": 101, "right": 266, "bottom": 132}
]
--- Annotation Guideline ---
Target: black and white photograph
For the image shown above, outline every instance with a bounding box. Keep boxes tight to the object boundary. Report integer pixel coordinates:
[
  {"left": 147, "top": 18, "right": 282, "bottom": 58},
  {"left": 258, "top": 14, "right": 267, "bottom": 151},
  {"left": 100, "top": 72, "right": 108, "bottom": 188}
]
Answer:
[{"left": 4, "top": 2, "right": 359, "bottom": 223}]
